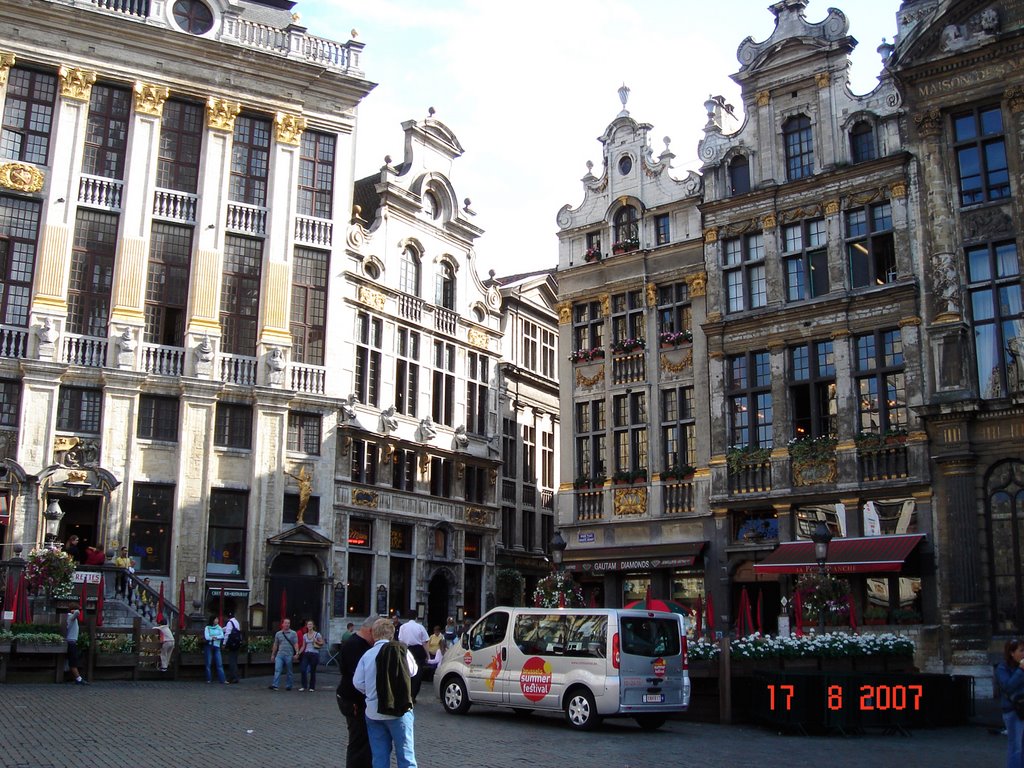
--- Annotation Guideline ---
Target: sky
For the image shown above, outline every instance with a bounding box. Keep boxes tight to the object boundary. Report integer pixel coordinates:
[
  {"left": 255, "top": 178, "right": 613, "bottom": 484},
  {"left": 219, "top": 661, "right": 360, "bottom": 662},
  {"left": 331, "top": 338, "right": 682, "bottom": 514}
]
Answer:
[{"left": 299, "top": 0, "right": 901, "bottom": 278}]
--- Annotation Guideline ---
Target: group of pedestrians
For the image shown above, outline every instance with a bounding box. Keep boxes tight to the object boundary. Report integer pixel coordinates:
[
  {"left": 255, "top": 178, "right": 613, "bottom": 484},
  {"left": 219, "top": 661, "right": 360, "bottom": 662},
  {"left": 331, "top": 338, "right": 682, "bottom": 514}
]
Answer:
[
  {"left": 268, "top": 618, "right": 325, "bottom": 691},
  {"left": 200, "top": 612, "right": 244, "bottom": 684}
]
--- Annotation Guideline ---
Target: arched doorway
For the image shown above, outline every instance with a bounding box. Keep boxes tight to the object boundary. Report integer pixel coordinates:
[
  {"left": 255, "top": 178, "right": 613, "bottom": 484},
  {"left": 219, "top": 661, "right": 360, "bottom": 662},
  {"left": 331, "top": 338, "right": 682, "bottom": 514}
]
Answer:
[
  {"left": 268, "top": 554, "right": 323, "bottom": 629},
  {"left": 427, "top": 569, "right": 452, "bottom": 631}
]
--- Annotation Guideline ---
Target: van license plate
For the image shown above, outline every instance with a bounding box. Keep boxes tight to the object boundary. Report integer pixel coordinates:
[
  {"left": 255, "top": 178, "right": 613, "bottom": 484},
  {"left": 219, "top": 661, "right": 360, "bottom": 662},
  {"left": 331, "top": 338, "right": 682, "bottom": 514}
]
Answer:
[{"left": 643, "top": 694, "right": 665, "bottom": 703}]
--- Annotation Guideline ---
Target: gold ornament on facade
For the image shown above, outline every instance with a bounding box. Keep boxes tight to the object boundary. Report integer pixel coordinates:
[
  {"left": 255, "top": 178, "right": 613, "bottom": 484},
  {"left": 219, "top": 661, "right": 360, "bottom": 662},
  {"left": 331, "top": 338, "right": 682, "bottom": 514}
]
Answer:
[
  {"left": 613, "top": 486, "right": 647, "bottom": 516},
  {"left": 66, "top": 469, "right": 89, "bottom": 484},
  {"left": 756, "top": 90, "right": 770, "bottom": 107},
  {"left": 898, "top": 315, "right": 922, "bottom": 327},
  {"left": 685, "top": 272, "right": 707, "bottom": 297},
  {"left": 419, "top": 452, "right": 430, "bottom": 474},
  {"left": 792, "top": 457, "right": 837, "bottom": 487},
  {"left": 913, "top": 108, "right": 942, "bottom": 137},
  {"left": 576, "top": 367, "right": 605, "bottom": 388},
  {"left": 0, "top": 52, "right": 15, "bottom": 87},
  {"left": 660, "top": 349, "right": 693, "bottom": 374},
  {"left": 358, "top": 286, "right": 386, "bottom": 311},
  {"left": 133, "top": 82, "right": 170, "bottom": 117},
  {"left": 467, "top": 507, "right": 487, "bottom": 525},
  {"left": 58, "top": 66, "right": 97, "bottom": 101},
  {"left": 557, "top": 301, "right": 572, "bottom": 325},
  {"left": 645, "top": 282, "right": 657, "bottom": 308},
  {"left": 703, "top": 227, "right": 719, "bottom": 244},
  {"left": 0, "top": 162, "right": 44, "bottom": 193},
  {"left": 599, "top": 293, "right": 611, "bottom": 317},
  {"left": 815, "top": 72, "right": 831, "bottom": 89},
  {"left": 830, "top": 329, "right": 851, "bottom": 339},
  {"left": 890, "top": 181, "right": 907, "bottom": 199},
  {"left": 467, "top": 329, "right": 489, "bottom": 349},
  {"left": 352, "top": 489, "right": 379, "bottom": 509},
  {"left": 206, "top": 97, "right": 242, "bottom": 132},
  {"left": 761, "top": 213, "right": 777, "bottom": 230},
  {"left": 1007, "top": 86, "right": 1024, "bottom": 114},
  {"left": 824, "top": 200, "right": 840, "bottom": 216},
  {"left": 274, "top": 112, "right": 308, "bottom": 146}
]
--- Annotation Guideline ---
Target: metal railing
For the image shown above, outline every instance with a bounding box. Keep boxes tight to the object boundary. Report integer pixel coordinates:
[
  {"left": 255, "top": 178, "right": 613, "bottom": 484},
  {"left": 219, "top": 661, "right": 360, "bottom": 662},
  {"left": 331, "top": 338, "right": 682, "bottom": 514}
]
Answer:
[
  {"left": 141, "top": 343, "right": 185, "bottom": 377},
  {"left": 78, "top": 174, "right": 124, "bottom": 211},
  {"left": 501, "top": 479, "right": 516, "bottom": 504},
  {"left": 62, "top": 333, "right": 108, "bottom": 367},
  {"left": 220, "top": 353, "right": 258, "bottom": 386},
  {"left": 541, "top": 489, "right": 554, "bottom": 510},
  {"left": 522, "top": 483, "right": 537, "bottom": 508},
  {"left": 0, "top": 324, "right": 28, "bottom": 358}
]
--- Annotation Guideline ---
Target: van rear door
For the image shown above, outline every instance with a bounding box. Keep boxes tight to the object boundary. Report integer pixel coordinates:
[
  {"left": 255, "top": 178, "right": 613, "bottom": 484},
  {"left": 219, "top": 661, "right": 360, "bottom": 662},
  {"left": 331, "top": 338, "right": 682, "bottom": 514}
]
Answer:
[{"left": 616, "top": 614, "right": 687, "bottom": 710}]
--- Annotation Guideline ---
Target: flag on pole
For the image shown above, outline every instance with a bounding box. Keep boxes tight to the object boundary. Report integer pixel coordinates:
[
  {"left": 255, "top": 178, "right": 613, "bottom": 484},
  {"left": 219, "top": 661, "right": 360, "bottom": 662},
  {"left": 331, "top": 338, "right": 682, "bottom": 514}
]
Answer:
[
  {"left": 218, "top": 586, "right": 225, "bottom": 625},
  {"left": 848, "top": 593, "right": 858, "bottom": 632},
  {"left": 706, "top": 592, "right": 715, "bottom": 636},
  {"left": 756, "top": 589, "right": 763, "bottom": 635},
  {"left": 695, "top": 595, "right": 704, "bottom": 640},
  {"left": 793, "top": 590, "right": 804, "bottom": 637}
]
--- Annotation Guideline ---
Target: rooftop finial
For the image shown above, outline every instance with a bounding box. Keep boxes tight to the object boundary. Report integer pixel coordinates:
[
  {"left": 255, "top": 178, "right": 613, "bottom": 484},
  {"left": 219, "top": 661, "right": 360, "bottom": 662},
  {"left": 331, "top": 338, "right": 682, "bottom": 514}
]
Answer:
[
  {"left": 617, "top": 83, "right": 631, "bottom": 117},
  {"left": 428, "top": 106, "right": 436, "bottom": 118}
]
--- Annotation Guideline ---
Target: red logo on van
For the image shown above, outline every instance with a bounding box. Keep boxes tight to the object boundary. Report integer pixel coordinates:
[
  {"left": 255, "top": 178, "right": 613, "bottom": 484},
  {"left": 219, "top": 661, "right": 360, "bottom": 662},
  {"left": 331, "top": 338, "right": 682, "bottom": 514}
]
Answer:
[
  {"left": 464, "top": 651, "right": 473, "bottom": 666},
  {"left": 652, "top": 657, "right": 666, "bottom": 678},
  {"left": 519, "top": 656, "right": 553, "bottom": 702}
]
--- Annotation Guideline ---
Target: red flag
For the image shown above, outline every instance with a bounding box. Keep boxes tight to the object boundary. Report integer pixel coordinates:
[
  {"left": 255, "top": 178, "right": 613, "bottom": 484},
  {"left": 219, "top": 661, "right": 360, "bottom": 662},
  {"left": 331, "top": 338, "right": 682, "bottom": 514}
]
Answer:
[
  {"left": 695, "top": 595, "right": 704, "bottom": 640},
  {"left": 280, "top": 588, "right": 287, "bottom": 623},
  {"left": 178, "top": 580, "right": 187, "bottom": 630},
  {"left": 706, "top": 592, "right": 715, "bottom": 635},
  {"left": 10, "top": 573, "right": 21, "bottom": 623},
  {"left": 645, "top": 584, "right": 653, "bottom": 610},
  {"left": 156, "top": 581, "right": 165, "bottom": 624},
  {"left": 19, "top": 573, "right": 31, "bottom": 624},
  {"left": 848, "top": 593, "right": 858, "bottom": 632},
  {"left": 793, "top": 590, "right": 804, "bottom": 637},
  {"left": 735, "top": 589, "right": 747, "bottom": 636},
  {"left": 744, "top": 589, "right": 754, "bottom": 636},
  {"left": 756, "top": 589, "right": 763, "bottom": 635},
  {"left": 218, "top": 587, "right": 224, "bottom": 625},
  {"left": 96, "top": 576, "right": 105, "bottom": 627}
]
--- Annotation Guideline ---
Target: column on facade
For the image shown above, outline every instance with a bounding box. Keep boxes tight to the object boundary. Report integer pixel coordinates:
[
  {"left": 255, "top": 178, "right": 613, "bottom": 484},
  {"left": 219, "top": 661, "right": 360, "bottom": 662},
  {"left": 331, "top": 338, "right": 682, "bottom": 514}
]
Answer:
[
  {"left": 101, "top": 374, "right": 146, "bottom": 546},
  {"left": 814, "top": 72, "right": 837, "bottom": 169},
  {"left": 12, "top": 363, "right": 64, "bottom": 543},
  {"left": 250, "top": 393, "right": 290, "bottom": 599},
  {"left": 106, "top": 82, "right": 169, "bottom": 368},
  {"left": 898, "top": 316, "right": 928, "bottom": 476},
  {"left": 839, "top": 495, "right": 861, "bottom": 539},
  {"left": 767, "top": 341, "right": 789, "bottom": 488},
  {"left": 752, "top": 90, "right": 775, "bottom": 184},
  {"left": 29, "top": 66, "right": 97, "bottom": 350},
  {"left": 830, "top": 329, "right": 858, "bottom": 479},
  {"left": 935, "top": 454, "right": 983, "bottom": 607}
]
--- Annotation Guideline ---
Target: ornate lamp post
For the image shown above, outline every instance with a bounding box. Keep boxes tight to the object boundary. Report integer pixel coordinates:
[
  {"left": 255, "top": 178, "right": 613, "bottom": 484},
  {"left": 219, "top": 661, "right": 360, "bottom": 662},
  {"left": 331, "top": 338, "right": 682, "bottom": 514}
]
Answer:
[
  {"left": 811, "top": 520, "right": 833, "bottom": 632},
  {"left": 43, "top": 497, "right": 64, "bottom": 546},
  {"left": 550, "top": 530, "right": 567, "bottom": 572}
]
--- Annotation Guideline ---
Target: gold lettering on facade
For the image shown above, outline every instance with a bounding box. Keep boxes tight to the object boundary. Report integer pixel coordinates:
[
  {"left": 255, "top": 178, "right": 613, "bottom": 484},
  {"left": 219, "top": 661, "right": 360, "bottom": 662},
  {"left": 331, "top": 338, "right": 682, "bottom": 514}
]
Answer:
[
  {"left": 133, "top": 81, "right": 170, "bottom": 117},
  {"left": 206, "top": 97, "right": 242, "bottom": 132},
  {"left": 58, "top": 66, "right": 97, "bottom": 101},
  {"left": 0, "top": 52, "right": 15, "bottom": 87},
  {"left": 0, "top": 162, "right": 44, "bottom": 193},
  {"left": 275, "top": 111, "right": 308, "bottom": 146},
  {"left": 358, "top": 286, "right": 386, "bottom": 311},
  {"left": 557, "top": 301, "right": 572, "bottom": 325}
]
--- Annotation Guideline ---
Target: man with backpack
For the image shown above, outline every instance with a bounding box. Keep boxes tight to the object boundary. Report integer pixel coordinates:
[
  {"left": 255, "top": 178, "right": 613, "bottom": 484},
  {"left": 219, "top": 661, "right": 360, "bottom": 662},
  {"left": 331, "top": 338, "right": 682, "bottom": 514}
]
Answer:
[
  {"left": 223, "top": 611, "right": 242, "bottom": 684},
  {"left": 353, "top": 617, "right": 419, "bottom": 768}
]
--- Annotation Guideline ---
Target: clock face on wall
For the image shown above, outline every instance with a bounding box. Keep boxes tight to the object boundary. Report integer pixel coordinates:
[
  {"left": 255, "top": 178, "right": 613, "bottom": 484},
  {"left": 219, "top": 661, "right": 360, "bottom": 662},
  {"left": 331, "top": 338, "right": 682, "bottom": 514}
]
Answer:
[{"left": 173, "top": 0, "right": 214, "bottom": 35}]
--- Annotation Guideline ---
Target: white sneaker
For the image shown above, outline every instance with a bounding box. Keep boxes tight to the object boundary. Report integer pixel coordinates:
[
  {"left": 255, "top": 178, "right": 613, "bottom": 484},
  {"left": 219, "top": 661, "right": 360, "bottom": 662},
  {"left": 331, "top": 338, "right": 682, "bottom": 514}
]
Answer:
[{"left": 298, "top": 687, "right": 305, "bottom": 692}]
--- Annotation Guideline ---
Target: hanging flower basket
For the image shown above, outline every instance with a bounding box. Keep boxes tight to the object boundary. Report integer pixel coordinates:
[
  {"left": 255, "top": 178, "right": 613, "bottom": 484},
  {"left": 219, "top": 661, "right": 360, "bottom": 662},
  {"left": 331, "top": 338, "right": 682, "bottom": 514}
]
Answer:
[
  {"left": 24, "top": 547, "right": 76, "bottom": 600},
  {"left": 532, "top": 571, "right": 584, "bottom": 608}
]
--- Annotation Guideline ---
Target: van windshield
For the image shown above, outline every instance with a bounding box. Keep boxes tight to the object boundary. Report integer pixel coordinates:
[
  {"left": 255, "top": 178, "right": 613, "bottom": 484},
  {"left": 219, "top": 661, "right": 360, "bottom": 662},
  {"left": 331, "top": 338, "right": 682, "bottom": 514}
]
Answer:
[{"left": 620, "top": 617, "right": 680, "bottom": 657}]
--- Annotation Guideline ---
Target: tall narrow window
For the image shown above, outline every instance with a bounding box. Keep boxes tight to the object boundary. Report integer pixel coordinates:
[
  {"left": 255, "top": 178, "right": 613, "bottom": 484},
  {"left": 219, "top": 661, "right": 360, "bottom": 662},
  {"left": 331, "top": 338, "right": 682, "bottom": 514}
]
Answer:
[
  {"left": 967, "top": 241, "right": 1022, "bottom": 398},
  {"left": 145, "top": 223, "right": 192, "bottom": 346},
  {"left": 661, "top": 386, "right": 695, "bottom": 471},
  {"left": 395, "top": 327, "right": 420, "bottom": 416},
  {"left": 953, "top": 105, "right": 1010, "bottom": 206},
  {"left": 849, "top": 120, "right": 876, "bottom": 164},
  {"left": 214, "top": 402, "right": 253, "bottom": 449},
  {"left": 230, "top": 115, "right": 271, "bottom": 206},
  {"left": 728, "top": 154, "right": 750, "bottom": 195},
  {"left": 351, "top": 439, "right": 378, "bottom": 484},
  {"left": 83, "top": 84, "right": 131, "bottom": 179},
  {"left": 783, "top": 115, "right": 813, "bottom": 180},
  {"left": 656, "top": 282, "right": 691, "bottom": 336},
  {"left": 297, "top": 129, "right": 335, "bottom": 219},
  {"left": 68, "top": 210, "right": 117, "bottom": 337},
  {"left": 399, "top": 246, "right": 421, "bottom": 296},
  {"left": 207, "top": 489, "right": 247, "bottom": 577},
  {"left": 502, "top": 417, "right": 518, "bottom": 479},
  {"left": 130, "top": 484, "right": 175, "bottom": 575},
  {"left": 354, "top": 312, "right": 383, "bottom": 407},
  {"left": 723, "top": 233, "right": 766, "bottom": 313},
  {"left": 522, "top": 423, "right": 536, "bottom": 483},
  {"left": 392, "top": 448, "right": 417, "bottom": 492},
  {"left": 0, "top": 379, "right": 21, "bottom": 431},
  {"left": 466, "top": 351, "right": 489, "bottom": 435},
  {"left": 0, "top": 67, "right": 57, "bottom": 164},
  {"left": 728, "top": 351, "right": 772, "bottom": 448},
  {"left": 541, "top": 430, "right": 555, "bottom": 489},
  {"left": 783, "top": 218, "right": 828, "bottom": 301},
  {"left": 855, "top": 329, "right": 908, "bottom": 433},
  {"left": 655, "top": 214, "right": 670, "bottom": 246},
  {"left": 157, "top": 100, "right": 203, "bottom": 193},
  {"left": 572, "top": 301, "right": 603, "bottom": 351},
  {"left": 137, "top": 395, "right": 180, "bottom": 442},
  {"left": 789, "top": 341, "right": 836, "bottom": 439},
  {"left": 290, "top": 247, "right": 328, "bottom": 365},
  {"left": 287, "top": 412, "right": 322, "bottom": 454},
  {"left": 57, "top": 386, "right": 102, "bottom": 434},
  {"left": 540, "top": 325, "right": 556, "bottom": 378},
  {"left": 432, "top": 340, "right": 455, "bottom": 425},
  {"left": 0, "top": 195, "right": 42, "bottom": 328},
  {"left": 575, "top": 399, "right": 606, "bottom": 481},
  {"left": 611, "top": 289, "right": 644, "bottom": 343},
  {"left": 435, "top": 262, "right": 455, "bottom": 309},
  {"left": 220, "top": 236, "right": 262, "bottom": 355},
  {"left": 613, "top": 392, "right": 648, "bottom": 474},
  {"left": 613, "top": 205, "right": 639, "bottom": 247},
  {"left": 847, "top": 202, "right": 896, "bottom": 288},
  {"left": 430, "top": 456, "right": 454, "bottom": 497},
  {"left": 987, "top": 461, "right": 1024, "bottom": 632}
]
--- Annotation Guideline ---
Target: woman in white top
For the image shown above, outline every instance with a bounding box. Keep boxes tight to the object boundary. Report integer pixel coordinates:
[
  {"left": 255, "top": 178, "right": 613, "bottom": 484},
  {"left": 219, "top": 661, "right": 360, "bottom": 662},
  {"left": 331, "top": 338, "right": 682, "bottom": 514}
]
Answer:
[
  {"left": 298, "top": 619, "right": 324, "bottom": 692},
  {"left": 203, "top": 616, "right": 226, "bottom": 684}
]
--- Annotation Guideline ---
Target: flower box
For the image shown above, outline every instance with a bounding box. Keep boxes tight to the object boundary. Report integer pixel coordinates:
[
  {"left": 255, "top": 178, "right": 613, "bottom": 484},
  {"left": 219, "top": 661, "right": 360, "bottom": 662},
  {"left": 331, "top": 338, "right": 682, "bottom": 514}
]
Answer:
[{"left": 16, "top": 642, "right": 65, "bottom": 654}]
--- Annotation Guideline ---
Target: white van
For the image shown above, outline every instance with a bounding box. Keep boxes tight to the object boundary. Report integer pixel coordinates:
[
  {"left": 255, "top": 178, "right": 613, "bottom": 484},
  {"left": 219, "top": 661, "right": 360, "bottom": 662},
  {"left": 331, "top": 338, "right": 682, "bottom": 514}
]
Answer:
[{"left": 434, "top": 607, "right": 691, "bottom": 730}]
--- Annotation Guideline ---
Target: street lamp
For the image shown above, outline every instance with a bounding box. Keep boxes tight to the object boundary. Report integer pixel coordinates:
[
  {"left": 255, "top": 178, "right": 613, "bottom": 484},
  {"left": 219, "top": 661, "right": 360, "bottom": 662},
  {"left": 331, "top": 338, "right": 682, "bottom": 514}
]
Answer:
[
  {"left": 43, "top": 497, "right": 64, "bottom": 545},
  {"left": 811, "top": 520, "right": 833, "bottom": 632},
  {"left": 550, "top": 530, "right": 567, "bottom": 571}
]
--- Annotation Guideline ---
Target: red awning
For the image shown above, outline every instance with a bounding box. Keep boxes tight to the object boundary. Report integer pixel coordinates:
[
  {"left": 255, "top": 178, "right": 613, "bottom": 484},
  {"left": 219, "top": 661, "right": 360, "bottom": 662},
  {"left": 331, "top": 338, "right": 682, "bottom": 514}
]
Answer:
[{"left": 753, "top": 534, "right": 925, "bottom": 575}]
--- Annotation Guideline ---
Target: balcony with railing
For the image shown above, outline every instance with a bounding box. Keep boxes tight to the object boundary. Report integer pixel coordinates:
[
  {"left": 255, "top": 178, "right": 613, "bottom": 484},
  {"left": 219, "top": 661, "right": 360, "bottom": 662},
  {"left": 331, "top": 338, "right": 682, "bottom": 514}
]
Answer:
[
  {"left": 522, "top": 483, "right": 537, "bottom": 508},
  {"left": 153, "top": 188, "right": 197, "bottom": 223},
  {"left": 220, "top": 353, "right": 258, "bottom": 386},
  {"left": 78, "top": 174, "right": 123, "bottom": 212},
  {"left": 501, "top": 479, "right": 516, "bottom": 505},
  {"left": 663, "top": 480, "right": 696, "bottom": 515},
  {"left": 225, "top": 202, "right": 267, "bottom": 236},
  {"left": 576, "top": 488, "right": 604, "bottom": 521},
  {"left": 62, "top": 333, "right": 107, "bottom": 367},
  {"left": 0, "top": 325, "right": 28, "bottom": 359},
  {"left": 434, "top": 306, "right": 457, "bottom": 336},
  {"left": 541, "top": 489, "right": 554, "bottom": 510},
  {"left": 290, "top": 363, "right": 326, "bottom": 395},
  {"left": 728, "top": 461, "right": 772, "bottom": 495},
  {"left": 398, "top": 294, "right": 423, "bottom": 323},
  {"left": 295, "top": 215, "right": 333, "bottom": 248},
  {"left": 859, "top": 443, "right": 909, "bottom": 482},
  {"left": 141, "top": 343, "right": 185, "bottom": 377},
  {"left": 611, "top": 351, "right": 646, "bottom": 385}
]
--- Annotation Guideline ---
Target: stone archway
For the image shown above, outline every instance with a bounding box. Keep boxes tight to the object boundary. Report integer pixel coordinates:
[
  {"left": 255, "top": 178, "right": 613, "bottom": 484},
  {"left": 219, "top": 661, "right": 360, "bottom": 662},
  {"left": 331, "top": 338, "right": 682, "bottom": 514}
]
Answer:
[
  {"left": 427, "top": 567, "right": 455, "bottom": 631},
  {"left": 268, "top": 553, "right": 324, "bottom": 629}
]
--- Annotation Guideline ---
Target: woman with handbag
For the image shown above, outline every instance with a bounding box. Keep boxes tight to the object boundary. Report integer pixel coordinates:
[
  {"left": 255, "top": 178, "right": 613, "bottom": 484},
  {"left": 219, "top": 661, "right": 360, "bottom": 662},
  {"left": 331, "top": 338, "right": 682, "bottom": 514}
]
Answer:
[
  {"left": 203, "top": 615, "right": 227, "bottom": 684},
  {"left": 996, "top": 638, "right": 1024, "bottom": 768},
  {"left": 299, "top": 619, "right": 324, "bottom": 692}
]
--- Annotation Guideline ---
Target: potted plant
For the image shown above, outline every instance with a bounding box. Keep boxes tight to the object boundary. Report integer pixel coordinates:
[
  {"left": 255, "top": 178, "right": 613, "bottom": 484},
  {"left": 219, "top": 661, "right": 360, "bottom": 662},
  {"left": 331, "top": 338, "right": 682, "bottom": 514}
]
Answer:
[
  {"left": 14, "top": 631, "right": 65, "bottom": 653},
  {"left": 0, "top": 629, "right": 13, "bottom": 653},
  {"left": 610, "top": 337, "right": 645, "bottom": 354},
  {"left": 611, "top": 238, "right": 639, "bottom": 255},
  {"left": 726, "top": 445, "right": 772, "bottom": 474},
  {"left": 658, "top": 329, "right": 693, "bottom": 348},
  {"left": 568, "top": 347, "right": 605, "bottom": 364},
  {"left": 854, "top": 431, "right": 886, "bottom": 452},
  {"left": 532, "top": 571, "right": 585, "bottom": 608},
  {"left": 177, "top": 632, "right": 205, "bottom": 665},
  {"left": 662, "top": 464, "right": 696, "bottom": 482},
  {"left": 246, "top": 634, "right": 274, "bottom": 665},
  {"left": 884, "top": 427, "right": 909, "bottom": 445},
  {"left": 863, "top": 605, "right": 888, "bottom": 625},
  {"left": 612, "top": 468, "right": 647, "bottom": 485},
  {"left": 584, "top": 245, "right": 601, "bottom": 262},
  {"left": 95, "top": 633, "right": 136, "bottom": 665},
  {"left": 24, "top": 546, "right": 76, "bottom": 603}
]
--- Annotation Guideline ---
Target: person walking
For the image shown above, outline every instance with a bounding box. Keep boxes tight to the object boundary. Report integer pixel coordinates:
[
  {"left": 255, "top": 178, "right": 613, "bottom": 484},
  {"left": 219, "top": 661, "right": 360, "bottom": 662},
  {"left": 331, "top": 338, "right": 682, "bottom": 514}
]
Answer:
[
  {"left": 299, "top": 619, "right": 324, "bottom": 692},
  {"left": 354, "top": 618, "right": 419, "bottom": 768},
  {"left": 204, "top": 615, "right": 227, "bottom": 684},
  {"left": 269, "top": 618, "right": 298, "bottom": 691},
  {"left": 443, "top": 617, "right": 458, "bottom": 646},
  {"left": 152, "top": 618, "right": 175, "bottom": 672},
  {"left": 397, "top": 612, "right": 429, "bottom": 702},
  {"left": 337, "top": 615, "right": 377, "bottom": 768},
  {"left": 114, "top": 546, "right": 133, "bottom": 599},
  {"left": 997, "top": 638, "right": 1024, "bottom": 768},
  {"left": 222, "top": 611, "right": 242, "bottom": 684},
  {"left": 66, "top": 608, "right": 88, "bottom": 685}
]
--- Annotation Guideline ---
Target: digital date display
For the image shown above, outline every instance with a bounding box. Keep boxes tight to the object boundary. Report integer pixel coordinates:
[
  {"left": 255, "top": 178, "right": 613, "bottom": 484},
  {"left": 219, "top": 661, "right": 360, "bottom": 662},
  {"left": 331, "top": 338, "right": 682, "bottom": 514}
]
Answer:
[{"left": 767, "top": 683, "right": 924, "bottom": 711}]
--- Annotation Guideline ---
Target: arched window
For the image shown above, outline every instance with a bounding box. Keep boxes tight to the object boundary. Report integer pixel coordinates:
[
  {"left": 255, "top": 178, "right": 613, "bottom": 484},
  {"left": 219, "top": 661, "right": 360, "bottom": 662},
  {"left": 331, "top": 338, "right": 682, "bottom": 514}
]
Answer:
[
  {"left": 987, "top": 460, "right": 1024, "bottom": 631},
  {"left": 783, "top": 115, "right": 813, "bottom": 180},
  {"left": 613, "top": 205, "right": 639, "bottom": 251},
  {"left": 399, "top": 246, "right": 420, "bottom": 296},
  {"left": 435, "top": 262, "right": 456, "bottom": 309},
  {"left": 728, "top": 155, "right": 750, "bottom": 195},
  {"left": 850, "top": 121, "right": 876, "bottom": 163},
  {"left": 423, "top": 190, "right": 441, "bottom": 220}
]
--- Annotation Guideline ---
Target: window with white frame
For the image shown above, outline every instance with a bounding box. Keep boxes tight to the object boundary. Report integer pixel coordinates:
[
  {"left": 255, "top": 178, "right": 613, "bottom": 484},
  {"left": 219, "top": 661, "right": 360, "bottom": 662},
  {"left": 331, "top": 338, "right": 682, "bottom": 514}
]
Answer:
[
  {"left": 432, "top": 340, "right": 455, "bottom": 426},
  {"left": 728, "top": 351, "right": 772, "bottom": 448},
  {"left": 354, "top": 312, "right": 383, "bottom": 407},
  {"left": 723, "top": 233, "right": 766, "bottom": 313},
  {"left": 395, "top": 327, "right": 420, "bottom": 417},
  {"left": 783, "top": 218, "right": 828, "bottom": 302},
  {"left": 847, "top": 202, "right": 896, "bottom": 288},
  {"left": 466, "top": 351, "right": 489, "bottom": 435}
]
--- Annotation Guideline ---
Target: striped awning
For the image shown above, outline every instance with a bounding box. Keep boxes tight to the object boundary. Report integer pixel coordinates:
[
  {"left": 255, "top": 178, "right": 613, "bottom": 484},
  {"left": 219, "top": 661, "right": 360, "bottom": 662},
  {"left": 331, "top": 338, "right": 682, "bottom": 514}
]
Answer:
[{"left": 753, "top": 534, "right": 925, "bottom": 575}]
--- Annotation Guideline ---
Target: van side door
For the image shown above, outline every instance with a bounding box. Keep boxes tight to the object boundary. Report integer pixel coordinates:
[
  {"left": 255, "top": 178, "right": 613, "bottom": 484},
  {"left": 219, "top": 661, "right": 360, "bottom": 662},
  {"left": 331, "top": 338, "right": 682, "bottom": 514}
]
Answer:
[
  {"left": 464, "top": 610, "right": 510, "bottom": 704},
  {"left": 504, "top": 613, "right": 570, "bottom": 711}
]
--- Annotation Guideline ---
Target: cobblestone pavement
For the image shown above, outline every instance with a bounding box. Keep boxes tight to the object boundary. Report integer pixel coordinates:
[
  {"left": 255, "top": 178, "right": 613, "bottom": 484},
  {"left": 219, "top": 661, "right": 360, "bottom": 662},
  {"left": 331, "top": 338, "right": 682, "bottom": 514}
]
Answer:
[{"left": 0, "top": 672, "right": 1006, "bottom": 768}]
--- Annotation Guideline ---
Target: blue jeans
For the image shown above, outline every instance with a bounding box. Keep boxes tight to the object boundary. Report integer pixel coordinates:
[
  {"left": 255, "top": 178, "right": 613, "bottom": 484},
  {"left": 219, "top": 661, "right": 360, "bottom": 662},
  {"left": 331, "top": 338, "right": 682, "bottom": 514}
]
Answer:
[
  {"left": 1005, "top": 710, "right": 1023, "bottom": 768},
  {"left": 366, "top": 711, "right": 417, "bottom": 768},
  {"left": 204, "top": 644, "right": 225, "bottom": 683},
  {"left": 273, "top": 654, "right": 293, "bottom": 689},
  {"left": 300, "top": 652, "right": 319, "bottom": 689}
]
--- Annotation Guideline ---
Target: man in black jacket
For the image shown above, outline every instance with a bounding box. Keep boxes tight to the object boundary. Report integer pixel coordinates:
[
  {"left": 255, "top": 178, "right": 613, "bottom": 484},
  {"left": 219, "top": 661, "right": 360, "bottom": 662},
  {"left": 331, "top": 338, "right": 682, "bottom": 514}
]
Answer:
[{"left": 337, "top": 616, "right": 379, "bottom": 768}]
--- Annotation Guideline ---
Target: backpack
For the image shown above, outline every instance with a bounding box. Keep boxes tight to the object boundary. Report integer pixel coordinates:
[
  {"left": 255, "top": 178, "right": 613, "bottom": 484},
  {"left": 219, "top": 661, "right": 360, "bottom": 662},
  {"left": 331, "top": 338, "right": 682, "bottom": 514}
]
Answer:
[
  {"left": 375, "top": 640, "right": 413, "bottom": 717},
  {"left": 225, "top": 621, "right": 243, "bottom": 650}
]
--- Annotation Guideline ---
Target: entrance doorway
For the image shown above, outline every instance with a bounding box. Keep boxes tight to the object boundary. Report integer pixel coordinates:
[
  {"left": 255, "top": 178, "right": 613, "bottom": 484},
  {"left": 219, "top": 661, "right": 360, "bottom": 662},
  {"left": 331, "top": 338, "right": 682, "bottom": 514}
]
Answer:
[
  {"left": 427, "top": 570, "right": 451, "bottom": 631},
  {"left": 55, "top": 495, "right": 101, "bottom": 550},
  {"left": 268, "top": 554, "right": 323, "bottom": 629}
]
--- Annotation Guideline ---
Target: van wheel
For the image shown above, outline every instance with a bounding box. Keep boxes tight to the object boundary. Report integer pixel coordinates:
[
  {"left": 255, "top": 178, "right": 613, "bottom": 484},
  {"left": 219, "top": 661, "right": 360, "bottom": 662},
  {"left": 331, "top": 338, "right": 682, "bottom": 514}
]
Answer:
[
  {"left": 564, "top": 688, "right": 600, "bottom": 731},
  {"left": 635, "top": 715, "right": 667, "bottom": 731},
  {"left": 441, "top": 675, "right": 471, "bottom": 715}
]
